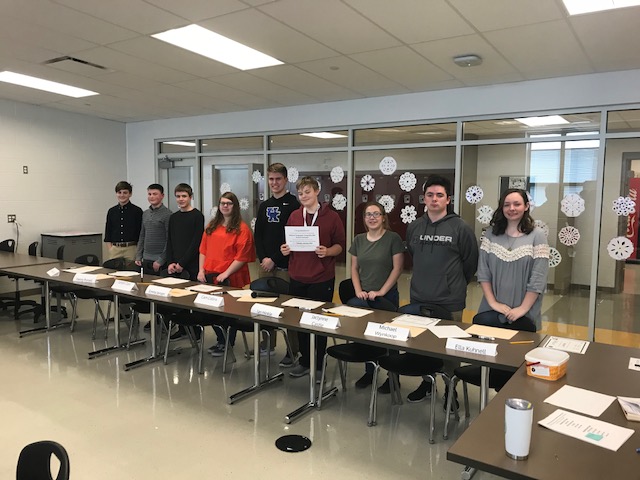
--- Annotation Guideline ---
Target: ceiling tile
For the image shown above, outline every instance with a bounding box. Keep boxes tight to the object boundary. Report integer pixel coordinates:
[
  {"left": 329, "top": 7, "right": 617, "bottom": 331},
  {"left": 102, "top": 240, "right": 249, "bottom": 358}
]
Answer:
[
  {"left": 448, "top": 0, "right": 565, "bottom": 31},
  {"left": 207, "top": 73, "right": 315, "bottom": 104},
  {"left": 144, "top": 0, "right": 248, "bottom": 22}
]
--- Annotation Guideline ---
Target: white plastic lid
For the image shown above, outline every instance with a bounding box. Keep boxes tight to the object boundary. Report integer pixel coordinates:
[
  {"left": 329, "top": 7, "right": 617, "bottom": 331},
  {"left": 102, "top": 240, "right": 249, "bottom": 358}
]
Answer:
[{"left": 525, "top": 347, "right": 569, "bottom": 366}]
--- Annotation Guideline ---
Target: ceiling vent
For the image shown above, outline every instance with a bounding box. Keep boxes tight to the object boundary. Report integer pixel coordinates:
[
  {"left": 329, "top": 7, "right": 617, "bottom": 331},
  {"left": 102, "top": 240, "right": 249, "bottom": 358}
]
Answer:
[{"left": 42, "top": 56, "right": 111, "bottom": 73}]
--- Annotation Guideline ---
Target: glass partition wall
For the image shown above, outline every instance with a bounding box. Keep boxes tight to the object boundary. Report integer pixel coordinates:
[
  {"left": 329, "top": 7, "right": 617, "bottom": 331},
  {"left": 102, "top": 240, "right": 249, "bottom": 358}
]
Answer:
[{"left": 156, "top": 108, "right": 640, "bottom": 347}]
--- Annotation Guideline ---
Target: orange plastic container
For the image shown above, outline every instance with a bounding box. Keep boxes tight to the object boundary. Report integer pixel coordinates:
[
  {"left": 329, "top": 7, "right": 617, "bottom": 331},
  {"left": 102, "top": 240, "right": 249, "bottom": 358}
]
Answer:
[{"left": 525, "top": 347, "right": 569, "bottom": 381}]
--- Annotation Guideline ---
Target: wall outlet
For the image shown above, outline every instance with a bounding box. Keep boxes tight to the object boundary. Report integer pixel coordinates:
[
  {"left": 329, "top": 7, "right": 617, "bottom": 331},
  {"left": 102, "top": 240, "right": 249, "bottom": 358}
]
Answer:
[
  {"left": 7, "top": 214, "right": 16, "bottom": 223},
  {"left": 23, "top": 166, "right": 28, "bottom": 174}
]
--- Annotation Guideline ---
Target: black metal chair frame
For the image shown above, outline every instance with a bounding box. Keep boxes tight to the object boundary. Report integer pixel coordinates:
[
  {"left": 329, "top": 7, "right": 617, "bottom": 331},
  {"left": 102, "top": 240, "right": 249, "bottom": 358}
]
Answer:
[{"left": 16, "top": 440, "right": 70, "bottom": 480}]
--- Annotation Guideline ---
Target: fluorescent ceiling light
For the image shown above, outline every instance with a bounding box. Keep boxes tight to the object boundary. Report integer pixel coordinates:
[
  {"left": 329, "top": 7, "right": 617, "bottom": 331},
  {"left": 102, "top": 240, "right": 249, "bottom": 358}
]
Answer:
[
  {"left": 152, "top": 25, "right": 283, "bottom": 71},
  {"left": 300, "top": 132, "right": 347, "bottom": 139},
  {"left": 0, "top": 71, "right": 98, "bottom": 98},
  {"left": 515, "top": 115, "right": 569, "bottom": 127},
  {"left": 562, "top": 0, "right": 640, "bottom": 15},
  {"left": 164, "top": 141, "right": 196, "bottom": 147}
]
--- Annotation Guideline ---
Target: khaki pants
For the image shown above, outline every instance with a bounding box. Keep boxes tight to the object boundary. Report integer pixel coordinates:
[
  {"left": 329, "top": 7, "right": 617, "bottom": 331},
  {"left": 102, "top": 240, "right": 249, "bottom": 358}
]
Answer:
[{"left": 107, "top": 245, "right": 137, "bottom": 262}]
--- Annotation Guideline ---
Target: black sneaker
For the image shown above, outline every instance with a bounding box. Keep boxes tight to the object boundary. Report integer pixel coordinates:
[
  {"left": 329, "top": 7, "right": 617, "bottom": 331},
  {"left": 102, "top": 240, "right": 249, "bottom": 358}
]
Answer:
[
  {"left": 377, "top": 378, "right": 391, "bottom": 394},
  {"left": 443, "top": 385, "right": 460, "bottom": 413},
  {"left": 355, "top": 372, "right": 374, "bottom": 389},
  {"left": 407, "top": 380, "right": 432, "bottom": 403},
  {"left": 143, "top": 321, "right": 151, "bottom": 332},
  {"left": 169, "top": 325, "right": 186, "bottom": 340}
]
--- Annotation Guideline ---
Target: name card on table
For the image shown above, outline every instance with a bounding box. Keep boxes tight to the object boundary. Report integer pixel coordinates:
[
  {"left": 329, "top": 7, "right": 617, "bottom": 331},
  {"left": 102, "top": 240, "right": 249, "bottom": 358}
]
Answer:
[
  {"left": 251, "top": 303, "right": 284, "bottom": 319},
  {"left": 145, "top": 284, "right": 172, "bottom": 297},
  {"left": 73, "top": 273, "right": 98, "bottom": 284},
  {"left": 111, "top": 280, "right": 138, "bottom": 292},
  {"left": 194, "top": 293, "right": 225, "bottom": 308},
  {"left": 364, "top": 322, "right": 410, "bottom": 342},
  {"left": 300, "top": 312, "right": 340, "bottom": 329},
  {"left": 46, "top": 267, "right": 60, "bottom": 277},
  {"left": 445, "top": 338, "right": 498, "bottom": 357}
]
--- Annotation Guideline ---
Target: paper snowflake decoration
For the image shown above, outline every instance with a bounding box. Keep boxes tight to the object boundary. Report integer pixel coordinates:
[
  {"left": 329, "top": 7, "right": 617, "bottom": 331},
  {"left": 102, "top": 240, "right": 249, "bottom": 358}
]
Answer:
[
  {"left": 252, "top": 170, "right": 263, "bottom": 184},
  {"left": 558, "top": 226, "right": 580, "bottom": 246},
  {"left": 534, "top": 220, "right": 549, "bottom": 237},
  {"left": 477, "top": 205, "right": 494, "bottom": 225},
  {"left": 560, "top": 193, "right": 585, "bottom": 217},
  {"left": 330, "top": 166, "right": 344, "bottom": 183},
  {"left": 527, "top": 192, "right": 536, "bottom": 212},
  {"left": 332, "top": 193, "right": 347, "bottom": 211},
  {"left": 287, "top": 167, "right": 299, "bottom": 183},
  {"left": 360, "top": 174, "right": 375, "bottom": 192},
  {"left": 379, "top": 156, "right": 397, "bottom": 175},
  {"left": 465, "top": 185, "right": 484, "bottom": 204},
  {"left": 398, "top": 172, "right": 417, "bottom": 192},
  {"left": 239, "top": 197, "right": 249, "bottom": 211},
  {"left": 379, "top": 195, "right": 395, "bottom": 213},
  {"left": 607, "top": 236, "right": 634, "bottom": 260},
  {"left": 220, "top": 183, "right": 231, "bottom": 194},
  {"left": 250, "top": 218, "right": 256, "bottom": 232},
  {"left": 548, "top": 247, "right": 562, "bottom": 268},
  {"left": 210, "top": 206, "right": 218, "bottom": 218},
  {"left": 612, "top": 196, "right": 636, "bottom": 216},
  {"left": 400, "top": 205, "right": 417, "bottom": 224}
]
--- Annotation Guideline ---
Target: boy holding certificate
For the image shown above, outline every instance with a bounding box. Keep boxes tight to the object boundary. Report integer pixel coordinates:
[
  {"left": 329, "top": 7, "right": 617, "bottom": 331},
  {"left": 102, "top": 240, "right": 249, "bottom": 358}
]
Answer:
[{"left": 281, "top": 176, "right": 345, "bottom": 379}]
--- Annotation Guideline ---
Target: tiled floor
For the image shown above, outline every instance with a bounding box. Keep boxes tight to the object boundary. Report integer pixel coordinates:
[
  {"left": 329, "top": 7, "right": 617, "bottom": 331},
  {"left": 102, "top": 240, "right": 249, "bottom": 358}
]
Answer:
[{"left": 1, "top": 299, "right": 502, "bottom": 480}]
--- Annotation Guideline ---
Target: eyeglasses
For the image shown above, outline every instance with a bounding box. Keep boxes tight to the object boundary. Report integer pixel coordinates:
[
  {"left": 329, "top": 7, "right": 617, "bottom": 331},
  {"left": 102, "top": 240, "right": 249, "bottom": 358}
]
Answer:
[
  {"left": 219, "top": 201, "right": 234, "bottom": 207},
  {"left": 364, "top": 212, "right": 382, "bottom": 218}
]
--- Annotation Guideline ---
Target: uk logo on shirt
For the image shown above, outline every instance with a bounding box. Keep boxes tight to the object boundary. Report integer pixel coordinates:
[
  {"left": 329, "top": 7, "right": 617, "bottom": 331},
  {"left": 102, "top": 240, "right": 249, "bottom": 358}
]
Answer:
[{"left": 266, "top": 207, "right": 281, "bottom": 222}]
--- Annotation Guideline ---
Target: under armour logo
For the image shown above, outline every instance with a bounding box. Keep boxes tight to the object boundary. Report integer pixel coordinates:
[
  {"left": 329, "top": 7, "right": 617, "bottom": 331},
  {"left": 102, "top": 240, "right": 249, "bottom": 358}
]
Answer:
[{"left": 266, "top": 207, "right": 281, "bottom": 222}]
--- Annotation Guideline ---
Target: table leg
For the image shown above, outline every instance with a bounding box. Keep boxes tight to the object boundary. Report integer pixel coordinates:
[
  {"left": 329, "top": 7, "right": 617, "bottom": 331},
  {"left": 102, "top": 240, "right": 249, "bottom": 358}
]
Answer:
[
  {"left": 19, "top": 280, "right": 71, "bottom": 336},
  {"left": 123, "top": 302, "right": 169, "bottom": 371},
  {"left": 460, "top": 365, "right": 490, "bottom": 480},
  {"left": 284, "top": 332, "right": 337, "bottom": 424},
  {"left": 228, "top": 321, "right": 284, "bottom": 404},
  {"left": 88, "top": 293, "right": 145, "bottom": 359}
]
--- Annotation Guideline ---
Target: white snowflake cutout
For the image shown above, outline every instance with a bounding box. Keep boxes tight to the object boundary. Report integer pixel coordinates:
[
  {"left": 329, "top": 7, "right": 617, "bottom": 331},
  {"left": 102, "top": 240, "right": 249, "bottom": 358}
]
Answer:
[
  {"left": 400, "top": 205, "right": 417, "bottom": 224},
  {"left": 250, "top": 218, "right": 256, "bottom": 232},
  {"left": 379, "top": 156, "right": 397, "bottom": 175},
  {"left": 607, "top": 236, "right": 634, "bottom": 260},
  {"left": 465, "top": 185, "right": 484, "bottom": 204},
  {"left": 477, "top": 205, "right": 494, "bottom": 225},
  {"left": 252, "top": 170, "right": 263, "bottom": 184},
  {"left": 548, "top": 247, "right": 562, "bottom": 268},
  {"left": 330, "top": 166, "right": 344, "bottom": 183},
  {"left": 239, "top": 197, "right": 249, "bottom": 211},
  {"left": 558, "top": 225, "right": 580, "bottom": 246},
  {"left": 287, "top": 167, "right": 299, "bottom": 183},
  {"left": 220, "top": 183, "right": 231, "bottom": 194},
  {"left": 360, "top": 174, "right": 375, "bottom": 192},
  {"left": 560, "top": 193, "right": 585, "bottom": 217},
  {"left": 534, "top": 220, "right": 549, "bottom": 237},
  {"left": 332, "top": 193, "right": 347, "bottom": 211},
  {"left": 379, "top": 195, "right": 395, "bottom": 213},
  {"left": 210, "top": 206, "right": 218, "bottom": 218},
  {"left": 612, "top": 196, "right": 636, "bottom": 216},
  {"left": 398, "top": 172, "right": 417, "bottom": 192},
  {"left": 527, "top": 192, "right": 536, "bottom": 212}
]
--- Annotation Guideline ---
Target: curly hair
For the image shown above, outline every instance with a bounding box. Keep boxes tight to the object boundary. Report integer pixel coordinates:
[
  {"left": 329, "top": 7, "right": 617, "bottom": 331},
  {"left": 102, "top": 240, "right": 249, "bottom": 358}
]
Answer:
[
  {"left": 205, "top": 192, "right": 242, "bottom": 235},
  {"left": 490, "top": 188, "right": 534, "bottom": 235}
]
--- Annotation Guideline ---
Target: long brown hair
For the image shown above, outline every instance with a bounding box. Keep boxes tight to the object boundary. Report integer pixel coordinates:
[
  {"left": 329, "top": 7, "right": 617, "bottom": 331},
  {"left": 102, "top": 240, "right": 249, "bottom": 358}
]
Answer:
[
  {"left": 205, "top": 192, "right": 242, "bottom": 235},
  {"left": 490, "top": 188, "right": 534, "bottom": 235}
]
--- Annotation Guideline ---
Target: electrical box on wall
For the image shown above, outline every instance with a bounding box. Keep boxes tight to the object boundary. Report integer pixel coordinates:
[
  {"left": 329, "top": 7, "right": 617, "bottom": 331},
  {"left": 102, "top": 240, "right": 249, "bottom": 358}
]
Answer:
[{"left": 7, "top": 214, "right": 16, "bottom": 223}]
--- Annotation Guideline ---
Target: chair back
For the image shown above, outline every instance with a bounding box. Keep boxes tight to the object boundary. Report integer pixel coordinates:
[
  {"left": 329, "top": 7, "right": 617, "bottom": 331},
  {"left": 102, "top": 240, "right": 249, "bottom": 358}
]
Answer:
[
  {"left": 204, "top": 272, "right": 230, "bottom": 286},
  {"left": 472, "top": 310, "right": 536, "bottom": 332},
  {"left": 28, "top": 241, "right": 39, "bottom": 256},
  {"left": 74, "top": 254, "right": 100, "bottom": 266},
  {"left": 367, "top": 296, "right": 397, "bottom": 312},
  {"left": 0, "top": 238, "right": 16, "bottom": 253},
  {"left": 56, "top": 245, "right": 65, "bottom": 260},
  {"left": 16, "top": 440, "right": 70, "bottom": 480},
  {"left": 102, "top": 257, "right": 135, "bottom": 270},
  {"left": 419, "top": 303, "right": 453, "bottom": 320},
  {"left": 338, "top": 278, "right": 356, "bottom": 304},
  {"left": 250, "top": 276, "right": 290, "bottom": 295}
]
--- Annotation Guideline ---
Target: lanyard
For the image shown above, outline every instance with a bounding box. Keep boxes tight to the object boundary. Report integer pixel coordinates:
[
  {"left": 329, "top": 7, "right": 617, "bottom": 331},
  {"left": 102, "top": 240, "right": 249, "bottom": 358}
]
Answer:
[{"left": 303, "top": 206, "right": 319, "bottom": 227}]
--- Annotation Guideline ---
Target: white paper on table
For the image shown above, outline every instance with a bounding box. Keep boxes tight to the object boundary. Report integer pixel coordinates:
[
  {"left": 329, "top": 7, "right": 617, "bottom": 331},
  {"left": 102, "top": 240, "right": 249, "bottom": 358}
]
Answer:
[
  {"left": 152, "top": 277, "right": 190, "bottom": 286},
  {"left": 465, "top": 324, "right": 518, "bottom": 340},
  {"left": 538, "top": 409, "right": 634, "bottom": 451},
  {"left": 226, "top": 289, "right": 252, "bottom": 298},
  {"left": 628, "top": 357, "right": 640, "bottom": 371},
  {"left": 63, "top": 266, "right": 102, "bottom": 273},
  {"left": 544, "top": 385, "right": 616, "bottom": 417},
  {"left": 285, "top": 226, "right": 320, "bottom": 252},
  {"left": 323, "top": 305, "right": 373, "bottom": 317},
  {"left": 391, "top": 314, "right": 440, "bottom": 329},
  {"left": 186, "top": 284, "right": 223, "bottom": 293},
  {"left": 427, "top": 325, "right": 472, "bottom": 339},
  {"left": 108, "top": 271, "right": 140, "bottom": 277},
  {"left": 542, "top": 336, "right": 589, "bottom": 354},
  {"left": 281, "top": 298, "right": 325, "bottom": 310}
]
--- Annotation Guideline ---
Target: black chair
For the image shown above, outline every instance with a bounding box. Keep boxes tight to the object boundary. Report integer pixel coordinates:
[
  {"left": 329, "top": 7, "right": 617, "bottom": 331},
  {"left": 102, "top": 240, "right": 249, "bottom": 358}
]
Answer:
[
  {"left": 317, "top": 279, "right": 397, "bottom": 427},
  {"left": 443, "top": 312, "right": 537, "bottom": 439},
  {"left": 377, "top": 303, "right": 457, "bottom": 444},
  {"left": 16, "top": 440, "right": 70, "bottom": 480},
  {"left": 10, "top": 242, "right": 43, "bottom": 320},
  {"left": 0, "top": 238, "right": 17, "bottom": 310}
]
